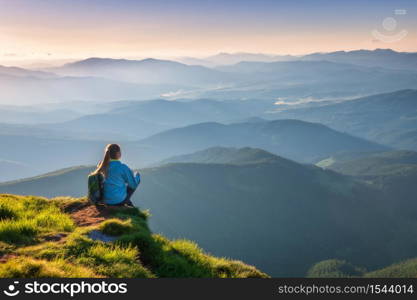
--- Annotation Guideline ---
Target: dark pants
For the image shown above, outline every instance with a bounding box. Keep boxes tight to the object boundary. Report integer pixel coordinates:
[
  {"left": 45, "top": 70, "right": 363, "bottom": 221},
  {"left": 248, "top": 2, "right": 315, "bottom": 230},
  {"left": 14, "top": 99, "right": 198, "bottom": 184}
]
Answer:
[{"left": 112, "top": 187, "right": 136, "bottom": 207}]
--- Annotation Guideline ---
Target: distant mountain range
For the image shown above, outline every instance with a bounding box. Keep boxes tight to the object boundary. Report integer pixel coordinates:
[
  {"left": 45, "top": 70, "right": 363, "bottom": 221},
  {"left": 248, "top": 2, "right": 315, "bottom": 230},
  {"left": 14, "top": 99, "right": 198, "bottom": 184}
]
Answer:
[
  {"left": 0, "top": 65, "right": 56, "bottom": 79},
  {"left": 0, "top": 69, "right": 183, "bottom": 105},
  {"left": 0, "top": 105, "right": 81, "bottom": 124},
  {"left": 1, "top": 147, "right": 416, "bottom": 277},
  {"left": 47, "top": 57, "right": 237, "bottom": 86},
  {"left": 5, "top": 88, "right": 413, "bottom": 147},
  {"left": 0, "top": 117, "right": 387, "bottom": 181},
  {"left": 45, "top": 98, "right": 271, "bottom": 140},
  {"left": 1, "top": 49, "right": 417, "bottom": 104},
  {"left": 179, "top": 49, "right": 417, "bottom": 71},
  {"left": 301, "top": 49, "right": 417, "bottom": 71},
  {"left": 271, "top": 89, "right": 417, "bottom": 150},
  {"left": 216, "top": 60, "right": 417, "bottom": 94},
  {"left": 138, "top": 119, "right": 387, "bottom": 163},
  {"left": 177, "top": 52, "right": 296, "bottom": 67},
  {"left": 5, "top": 88, "right": 414, "bottom": 147}
]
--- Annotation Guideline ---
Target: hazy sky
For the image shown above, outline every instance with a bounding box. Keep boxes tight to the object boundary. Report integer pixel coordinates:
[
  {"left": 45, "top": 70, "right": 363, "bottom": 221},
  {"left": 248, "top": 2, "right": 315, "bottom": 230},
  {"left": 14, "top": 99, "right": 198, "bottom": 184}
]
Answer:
[{"left": 0, "top": 0, "right": 416, "bottom": 66}]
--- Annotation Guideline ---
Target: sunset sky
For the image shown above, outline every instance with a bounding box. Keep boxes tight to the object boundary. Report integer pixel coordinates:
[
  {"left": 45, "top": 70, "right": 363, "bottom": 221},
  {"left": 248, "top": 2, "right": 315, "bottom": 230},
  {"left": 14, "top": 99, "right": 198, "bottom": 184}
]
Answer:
[{"left": 0, "top": 0, "right": 416, "bottom": 66}]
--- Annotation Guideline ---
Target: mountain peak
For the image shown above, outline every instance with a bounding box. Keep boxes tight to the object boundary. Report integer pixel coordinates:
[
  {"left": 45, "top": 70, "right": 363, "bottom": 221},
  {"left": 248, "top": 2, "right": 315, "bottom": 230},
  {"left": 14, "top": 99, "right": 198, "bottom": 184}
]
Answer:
[
  {"left": 159, "top": 146, "right": 286, "bottom": 166},
  {"left": 63, "top": 57, "right": 181, "bottom": 68},
  {"left": 373, "top": 48, "right": 397, "bottom": 53}
]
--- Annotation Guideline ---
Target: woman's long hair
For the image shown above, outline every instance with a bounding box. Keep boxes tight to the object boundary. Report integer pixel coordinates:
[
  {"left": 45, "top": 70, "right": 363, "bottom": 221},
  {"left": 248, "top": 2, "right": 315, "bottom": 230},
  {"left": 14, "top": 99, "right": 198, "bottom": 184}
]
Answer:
[{"left": 92, "top": 144, "right": 121, "bottom": 178}]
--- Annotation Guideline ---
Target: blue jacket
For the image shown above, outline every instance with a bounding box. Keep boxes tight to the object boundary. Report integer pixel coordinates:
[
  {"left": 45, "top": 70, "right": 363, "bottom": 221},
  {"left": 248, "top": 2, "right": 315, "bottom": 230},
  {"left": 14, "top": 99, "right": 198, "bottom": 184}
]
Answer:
[{"left": 103, "top": 160, "right": 140, "bottom": 205}]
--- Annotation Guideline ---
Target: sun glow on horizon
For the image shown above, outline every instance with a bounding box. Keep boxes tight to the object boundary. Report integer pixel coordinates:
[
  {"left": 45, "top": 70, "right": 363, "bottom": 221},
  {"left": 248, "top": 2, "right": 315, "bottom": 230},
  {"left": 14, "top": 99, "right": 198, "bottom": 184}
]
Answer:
[{"left": 0, "top": 0, "right": 416, "bottom": 67}]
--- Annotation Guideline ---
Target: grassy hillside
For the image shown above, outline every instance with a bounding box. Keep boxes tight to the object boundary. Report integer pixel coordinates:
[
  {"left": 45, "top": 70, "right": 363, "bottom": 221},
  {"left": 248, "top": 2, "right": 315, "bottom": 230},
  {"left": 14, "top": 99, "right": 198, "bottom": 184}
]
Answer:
[
  {"left": 2, "top": 148, "right": 413, "bottom": 277},
  {"left": 0, "top": 194, "right": 267, "bottom": 278}
]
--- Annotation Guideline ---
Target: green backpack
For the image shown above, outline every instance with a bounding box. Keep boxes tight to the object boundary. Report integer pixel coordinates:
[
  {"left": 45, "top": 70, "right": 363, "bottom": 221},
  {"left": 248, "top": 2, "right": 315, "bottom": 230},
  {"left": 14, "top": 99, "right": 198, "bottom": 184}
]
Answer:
[{"left": 87, "top": 173, "right": 104, "bottom": 204}]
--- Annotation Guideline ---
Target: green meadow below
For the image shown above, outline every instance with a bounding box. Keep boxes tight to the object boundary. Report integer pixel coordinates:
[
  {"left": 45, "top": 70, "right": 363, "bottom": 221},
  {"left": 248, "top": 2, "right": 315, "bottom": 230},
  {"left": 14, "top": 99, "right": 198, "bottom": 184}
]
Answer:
[{"left": 0, "top": 194, "right": 267, "bottom": 278}]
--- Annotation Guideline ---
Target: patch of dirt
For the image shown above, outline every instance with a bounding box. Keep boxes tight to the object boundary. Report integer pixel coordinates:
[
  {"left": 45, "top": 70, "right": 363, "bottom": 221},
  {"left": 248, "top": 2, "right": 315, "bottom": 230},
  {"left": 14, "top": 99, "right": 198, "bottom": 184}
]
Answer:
[
  {"left": 70, "top": 204, "right": 112, "bottom": 227},
  {"left": 0, "top": 254, "right": 18, "bottom": 263}
]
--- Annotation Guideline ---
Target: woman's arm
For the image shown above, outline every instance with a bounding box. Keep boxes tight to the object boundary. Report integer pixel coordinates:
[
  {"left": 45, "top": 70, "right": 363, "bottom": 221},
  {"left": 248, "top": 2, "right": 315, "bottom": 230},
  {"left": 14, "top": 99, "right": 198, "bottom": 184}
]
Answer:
[{"left": 122, "top": 165, "right": 141, "bottom": 189}]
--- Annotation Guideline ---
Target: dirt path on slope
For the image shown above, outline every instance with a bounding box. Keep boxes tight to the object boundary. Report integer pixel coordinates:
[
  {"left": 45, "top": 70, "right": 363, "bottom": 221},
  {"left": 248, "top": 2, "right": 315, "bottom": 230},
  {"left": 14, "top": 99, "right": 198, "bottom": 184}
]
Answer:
[
  {"left": 0, "top": 204, "right": 114, "bottom": 264},
  {"left": 69, "top": 204, "right": 111, "bottom": 227}
]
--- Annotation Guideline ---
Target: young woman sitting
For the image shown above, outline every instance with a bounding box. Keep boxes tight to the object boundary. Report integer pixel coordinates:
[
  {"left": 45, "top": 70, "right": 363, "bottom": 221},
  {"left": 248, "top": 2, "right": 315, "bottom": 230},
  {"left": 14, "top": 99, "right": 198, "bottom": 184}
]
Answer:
[{"left": 92, "top": 144, "right": 140, "bottom": 207}]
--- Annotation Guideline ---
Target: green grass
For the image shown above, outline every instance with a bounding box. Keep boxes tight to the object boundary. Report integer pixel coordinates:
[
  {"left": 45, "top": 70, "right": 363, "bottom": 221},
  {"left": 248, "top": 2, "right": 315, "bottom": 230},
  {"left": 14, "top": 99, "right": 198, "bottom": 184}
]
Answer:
[
  {"left": 99, "top": 219, "right": 134, "bottom": 236},
  {"left": 0, "top": 241, "right": 14, "bottom": 256},
  {"left": 77, "top": 243, "right": 153, "bottom": 278},
  {"left": 0, "top": 195, "right": 74, "bottom": 245},
  {"left": 16, "top": 242, "right": 64, "bottom": 260},
  {"left": 0, "top": 194, "right": 267, "bottom": 278},
  {"left": 0, "top": 257, "right": 98, "bottom": 278},
  {"left": 0, "top": 220, "right": 38, "bottom": 244},
  {"left": 0, "top": 203, "right": 17, "bottom": 220}
]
